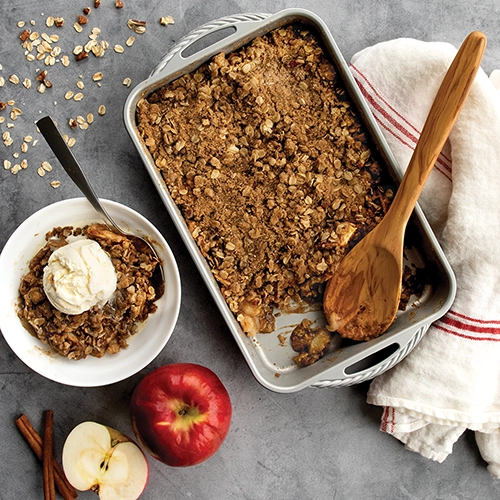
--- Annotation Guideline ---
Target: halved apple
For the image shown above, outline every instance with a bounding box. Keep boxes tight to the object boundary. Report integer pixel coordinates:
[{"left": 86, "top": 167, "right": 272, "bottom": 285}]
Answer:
[{"left": 62, "top": 421, "right": 149, "bottom": 500}]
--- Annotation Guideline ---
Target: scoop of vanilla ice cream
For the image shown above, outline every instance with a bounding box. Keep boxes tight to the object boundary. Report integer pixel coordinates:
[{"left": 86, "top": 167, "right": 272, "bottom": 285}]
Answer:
[{"left": 43, "top": 238, "right": 117, "bottom": 315}]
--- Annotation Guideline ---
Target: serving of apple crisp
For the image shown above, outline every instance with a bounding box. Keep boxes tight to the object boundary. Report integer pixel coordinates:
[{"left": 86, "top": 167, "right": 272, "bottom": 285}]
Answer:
[
  {"left": 18, "top": 224, "right": 162, "bottom": 360},
  {"left": 136, "top": 24, "right": 396, "bottom": 361}
]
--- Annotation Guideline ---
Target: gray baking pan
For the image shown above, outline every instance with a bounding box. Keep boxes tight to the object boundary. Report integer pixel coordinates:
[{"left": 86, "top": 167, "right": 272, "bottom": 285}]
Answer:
[{"left": 123, "top": 8, "right": 456, "bottom": 393}]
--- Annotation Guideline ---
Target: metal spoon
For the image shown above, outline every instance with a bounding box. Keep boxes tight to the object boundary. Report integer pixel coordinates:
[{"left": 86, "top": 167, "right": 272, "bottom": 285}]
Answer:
[
  {"left": 323, "top": 31, "right": 486, "bottom": 341},
  {"left": 36, "top": 115, "right": 165, "bottom": 299}
]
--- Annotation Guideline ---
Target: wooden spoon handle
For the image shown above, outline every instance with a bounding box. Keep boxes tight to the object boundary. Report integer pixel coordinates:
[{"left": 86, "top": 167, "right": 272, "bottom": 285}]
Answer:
[{"left": 387, "top": 31, "right": 486, "bottom": 225}]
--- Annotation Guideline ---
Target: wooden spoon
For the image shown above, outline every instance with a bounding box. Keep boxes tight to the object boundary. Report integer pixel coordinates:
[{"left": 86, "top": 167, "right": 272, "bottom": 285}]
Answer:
[{"left": 323, "top": 31, "right": 486, "bottom": 341}]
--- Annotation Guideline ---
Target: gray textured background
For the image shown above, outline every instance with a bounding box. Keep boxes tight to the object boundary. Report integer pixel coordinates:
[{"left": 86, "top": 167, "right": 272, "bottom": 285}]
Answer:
[{"left": 1, "top": 1, "right": 500, "bottom": 499}]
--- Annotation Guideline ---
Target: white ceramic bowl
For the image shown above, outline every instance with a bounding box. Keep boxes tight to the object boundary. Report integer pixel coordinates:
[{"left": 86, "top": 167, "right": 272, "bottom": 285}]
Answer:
[{"left": 0, "top": 198, "right": 181, "bottom": 387}]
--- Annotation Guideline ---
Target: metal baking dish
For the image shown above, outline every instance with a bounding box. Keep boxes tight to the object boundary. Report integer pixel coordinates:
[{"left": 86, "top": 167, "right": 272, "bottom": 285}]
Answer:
[{"left": 123, "top": 8, "right": 456, "bottom": 393}]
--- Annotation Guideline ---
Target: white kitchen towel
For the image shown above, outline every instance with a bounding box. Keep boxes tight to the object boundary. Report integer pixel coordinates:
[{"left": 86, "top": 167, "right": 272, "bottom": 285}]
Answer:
[{"left": 349, "top": 37, "right": 500, "bottom": 477}]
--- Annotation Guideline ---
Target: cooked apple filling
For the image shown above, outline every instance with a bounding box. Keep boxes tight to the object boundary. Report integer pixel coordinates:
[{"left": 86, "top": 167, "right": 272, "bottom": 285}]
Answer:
[{"left": 136, "top": 25, "right": 395, "bottom": 354}]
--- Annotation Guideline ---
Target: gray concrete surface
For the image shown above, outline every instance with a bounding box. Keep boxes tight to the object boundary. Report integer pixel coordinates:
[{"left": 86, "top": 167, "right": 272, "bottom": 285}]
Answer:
[{"left": 1, "top": 1, "right": 499, "bottom": 499}]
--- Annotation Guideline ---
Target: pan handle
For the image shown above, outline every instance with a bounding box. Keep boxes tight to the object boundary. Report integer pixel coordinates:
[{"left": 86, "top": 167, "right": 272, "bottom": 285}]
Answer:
[
  {"left": 150, "top": 12, "right": 272, "bottom": 77},
  {"left": 309, "top": 323, "right": 429, "bottom": 389}
]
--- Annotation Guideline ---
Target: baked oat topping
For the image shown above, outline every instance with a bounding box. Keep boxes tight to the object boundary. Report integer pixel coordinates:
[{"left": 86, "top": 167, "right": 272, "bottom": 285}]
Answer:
[
  {"left": 136, "top": 24, "right": 395, "bottom": 345},
  {"left": 17, "top": 224, "right": 161, "bottom": 360}
]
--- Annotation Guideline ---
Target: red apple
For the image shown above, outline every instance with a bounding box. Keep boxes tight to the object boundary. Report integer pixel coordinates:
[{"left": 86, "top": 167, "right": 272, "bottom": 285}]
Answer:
[{"left": 130, "top": 363, "right": 232, "bottom": 467}]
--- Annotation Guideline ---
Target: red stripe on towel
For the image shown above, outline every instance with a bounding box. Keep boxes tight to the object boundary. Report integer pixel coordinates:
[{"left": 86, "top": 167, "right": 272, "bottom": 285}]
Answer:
[
  {"left": 449, "top": 309, "right": 500, "bottom": 326},
  {"left": 350, "top": 64, "right": 452, "bottom": 182},
  {"left": 434, "top": 311, "right": 500, "bottom": 341},
  {"left": 381, "top": 407, "right": 396, "bottom": 434}
]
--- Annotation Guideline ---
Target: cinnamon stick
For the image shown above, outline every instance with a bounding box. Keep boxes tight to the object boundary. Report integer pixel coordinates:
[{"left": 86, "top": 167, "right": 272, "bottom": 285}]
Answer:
[
  {"left": 43, "top": 410, "right": 56, "bottom": 500},
  {"left": 15, "top": 414, "right": 78, "bottom": 499}
]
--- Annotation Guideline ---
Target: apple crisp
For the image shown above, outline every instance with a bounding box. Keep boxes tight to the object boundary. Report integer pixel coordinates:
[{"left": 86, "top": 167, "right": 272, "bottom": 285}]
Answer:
[
  {"left": 17, "top": 224, "right": 161, "bottom": 360},
  {"left": 136, "top": 25, "right": 396, "bottom": 346}
]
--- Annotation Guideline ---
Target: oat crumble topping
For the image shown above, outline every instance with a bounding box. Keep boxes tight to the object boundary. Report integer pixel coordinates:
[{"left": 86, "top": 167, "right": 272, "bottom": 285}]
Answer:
[{"left": 136, "top": 25, "right": 395, "bottom": 346}]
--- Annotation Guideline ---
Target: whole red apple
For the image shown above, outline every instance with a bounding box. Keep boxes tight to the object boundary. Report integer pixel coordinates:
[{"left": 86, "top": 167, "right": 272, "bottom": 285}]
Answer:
[{"left": 130, "top": 363, "right": 232, "bottom": 467}]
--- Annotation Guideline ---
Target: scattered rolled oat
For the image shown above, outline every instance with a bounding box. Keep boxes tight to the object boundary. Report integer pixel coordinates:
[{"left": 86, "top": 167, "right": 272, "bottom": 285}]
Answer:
[
  {"left": 87, "top": 113, "right": 94, "bottom": 124},
  {"left": 0, "top": 76, "right": 5, "bottom": 87},
  {"left": 46, "top": 16, "right": 54, "bottom": 28},
  {"left": 76, "top": 80, "right": 85, "bottom": 89},
  {"left": 114, "top": 44, "right": 124, "bottom": 53},
  {"left": 37, "top": 82, "right": 46, "bottom": 93},
  {"left": 127, "top": 19, "right": 146, "bottom": 34},
  {"left": 92, "top": 71, "right": 103, "bottom": 81},
  {"left": 9, "top": 75, "right": 20, "bottom": 85},
  {"left": 67, "top": 137, "right": 76, "bottom": 147},
  {"left": 73, "top": 92, "right": 84, "bottom": 101},
  {"left": 74, "top": 22, "right": 83, "bottom": 33},
  {"left": 10, "top": 108, "right": 23, "bottom": 120},
  {"left": 123, "top": 77, "right": 131, "bottom": 87},
  {"left": 50, "top": 180, "right": 61, "bottom": 188},
  {"left": 3, "top": 160, "right": 11, "bottom": 170},
  {"left": 42, "top": 161, "right": 52, "bottom": 172},
  {"left": 126, "top": 36, "right": 135, "bottom": 47},
  {"left": 61, "top": 55, "right": 70, "bottom": 66},
  {"left": 11, "top": 164, "right": 21, "bottom": 174},
  {"left": 21, "top": 159, "right": 28, "bottom": 169},
  {"left": 3, "top": 131, "right": 13, "bottom": 146},
  {"left": 160, "top": 16, "right": 175, "bottom": 26},
  {"left": 37, "top": 166, "right": 46, "bottom": 177},
  {"left": 98, "top": 104, "right": 106, "bottom": 115},
  {"left": 65, "top": 91, "right": 74, "bottom": 100}
]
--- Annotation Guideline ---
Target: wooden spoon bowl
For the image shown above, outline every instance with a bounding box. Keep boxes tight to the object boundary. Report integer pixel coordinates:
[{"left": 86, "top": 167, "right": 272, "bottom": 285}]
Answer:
[{"left": 323, "top": 31, "right": 486, "bottom": 341}]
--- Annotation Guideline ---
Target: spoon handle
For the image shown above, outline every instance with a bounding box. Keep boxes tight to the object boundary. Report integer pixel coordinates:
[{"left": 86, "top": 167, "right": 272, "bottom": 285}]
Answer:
[
  {"left": 36, "top": 116, "right": 121, "bottom": 232},
  {"left": 387, "top": 31, "right": 486, "bottom": 226}
]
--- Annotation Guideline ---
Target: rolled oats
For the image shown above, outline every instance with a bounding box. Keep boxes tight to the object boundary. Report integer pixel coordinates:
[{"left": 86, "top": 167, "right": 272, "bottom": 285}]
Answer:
[{"left": 160, "top": 16, "right": 175, "bottom": 26}]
